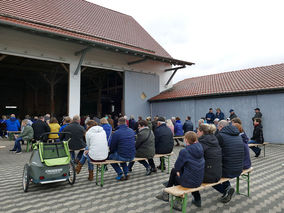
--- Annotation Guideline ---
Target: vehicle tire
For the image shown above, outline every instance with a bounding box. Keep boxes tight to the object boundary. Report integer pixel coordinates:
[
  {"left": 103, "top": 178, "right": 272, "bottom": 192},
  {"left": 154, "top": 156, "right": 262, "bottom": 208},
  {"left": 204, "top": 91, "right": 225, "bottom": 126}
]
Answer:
[
  {"left": 68, "top": 161, "right": 76, "bottom": 185},
  {"left": 22, "top": 164, "right": 30, "bottom": 192}
]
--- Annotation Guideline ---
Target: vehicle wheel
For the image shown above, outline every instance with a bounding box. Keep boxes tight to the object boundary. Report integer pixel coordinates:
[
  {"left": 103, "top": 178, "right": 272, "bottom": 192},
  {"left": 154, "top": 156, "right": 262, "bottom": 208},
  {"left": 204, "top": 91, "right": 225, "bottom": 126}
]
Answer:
[
  {"left": 22, "top": 164, "right": 30, "bottom": 192},
  {"left": 68, "top": 162, "right": 76, "bottom": 185}
]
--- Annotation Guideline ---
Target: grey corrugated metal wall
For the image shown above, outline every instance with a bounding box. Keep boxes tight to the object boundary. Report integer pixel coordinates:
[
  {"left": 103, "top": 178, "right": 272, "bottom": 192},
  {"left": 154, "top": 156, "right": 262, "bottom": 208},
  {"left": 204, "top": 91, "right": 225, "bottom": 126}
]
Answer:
[
  {"left": 124, "top": 71, "right": 159, "bottom": 119},
  {"left": 151, "top": 93, "right": 284, "bottom": 144}
]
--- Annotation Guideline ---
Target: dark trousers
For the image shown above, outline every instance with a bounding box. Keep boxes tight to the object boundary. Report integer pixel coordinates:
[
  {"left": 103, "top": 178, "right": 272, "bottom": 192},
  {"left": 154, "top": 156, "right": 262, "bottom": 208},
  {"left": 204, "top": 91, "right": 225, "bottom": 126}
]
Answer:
[
  {"left": 167, "top": 168, "right": 181, "bottom": 187},
  {"left": 212, "top": 181, "right": 231, "bottom": 194},
  {"left": 148, "top": 157, "right": 165, "bottom": 169},
  {"left": 128, "top": 160, "right": 150, "bottom": 170},
  {"left": 248, "top": 140, "right": 261, "bottom": 155},
  {"left": 70, "top": 150, "right": 84, "bottom": 162}
]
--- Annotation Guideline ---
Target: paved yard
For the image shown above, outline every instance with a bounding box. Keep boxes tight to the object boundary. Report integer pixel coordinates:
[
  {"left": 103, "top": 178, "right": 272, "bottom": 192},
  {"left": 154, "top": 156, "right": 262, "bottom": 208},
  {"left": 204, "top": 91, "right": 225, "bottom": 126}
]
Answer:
[{"left": 0, "top": 139, "right": 284, "bottom": 213}]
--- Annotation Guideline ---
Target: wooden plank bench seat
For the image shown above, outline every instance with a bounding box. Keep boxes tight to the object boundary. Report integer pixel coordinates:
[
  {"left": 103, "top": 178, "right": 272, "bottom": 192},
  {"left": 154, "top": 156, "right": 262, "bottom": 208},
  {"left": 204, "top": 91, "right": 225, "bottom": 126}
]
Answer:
[
  {"left": 164, "top": 167, "right": 253, "bottom": 213},
  {"left": 0, "top": 145, "right": 6, "bottom": 149},
  {"left": 248, "top": 142, "right": 269, "bottom": 157},
  {"left": 91, "top": 152, "right": 173, "bottom": 187}
]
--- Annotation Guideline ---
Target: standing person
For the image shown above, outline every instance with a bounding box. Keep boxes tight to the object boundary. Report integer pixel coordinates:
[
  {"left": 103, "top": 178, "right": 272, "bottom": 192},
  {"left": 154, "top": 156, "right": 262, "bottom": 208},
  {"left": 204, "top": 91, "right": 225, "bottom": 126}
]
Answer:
[
  {"left": 252, "top": 108, "right": 262, "bottom": 123},
  {"left": 0, "top": 115, "right": 7, "bottom": 138},
  {"left": 48, "top": 117, "right": 61, "bottom": 141},
  {"left": 214, "top": 120, "right": 244, "bottom": 203},
  {"left": 215, "top": 108, "right": 225, "bottom": 120},
  {"left": 59, "top": 116, "right": 71, "bottom": 133},
  {"left": 191, "top": 124, "right": 222, "bottom": 207},
  {"left": 107, "top": 114, "right": 114, "bottom": 130},
  {"left": 183, "top": 116, "right": 194, "bottom": 133},
  {"left": 10, "top": 119, "right": 34, "bottom": 154},
  {"left": 205, "top": 108, "right": 215, "bottom": 124},
  {"left": 76, "top": 120, "right": 108, "bottom": 181},
  {"left": 151, "top": 116, "right": 159, "bottom": 132},
  {"left": 128, "top": 115, "right": 136, "bottom": 130},
  {"left": 174, "top": 117, "right": 184, "bottom": 146},
  {"left": 166, "top": 119, "right": 174, "bottom": 135},
  {"left": 149, "top": 117, "right": 174, "bottom": 171},
  {"left": 60, "top": 115, "right": 86, "bottom": 163},
  {"left": 32, "top": 116, "right": 50, "bottom": 141},
  {"left": 109, "top": 117, "right": 136, "bottom": 180},
  {"left": 100, "top": 118, "right": 112, "bottom": 146},
  {"left": 232, "top": 123, "right": 251, "bottom": 169},
  {"left": 6, "top": 114, "right": 20, "bottom": 132},
  {"left": 248, "top": 118, "right": 264, "bottom": 157},
  {"left": 156, "top": 131, "right": 204, "bottom": 211},
  {"left": 229, "top": 109, "right": 237, "bottom": 120},
  {"left": 128, "top": 120, "right": 155, "bottom": 175},
  {"left": 113, "top": 115, "right": 119, "bottom": 129}
]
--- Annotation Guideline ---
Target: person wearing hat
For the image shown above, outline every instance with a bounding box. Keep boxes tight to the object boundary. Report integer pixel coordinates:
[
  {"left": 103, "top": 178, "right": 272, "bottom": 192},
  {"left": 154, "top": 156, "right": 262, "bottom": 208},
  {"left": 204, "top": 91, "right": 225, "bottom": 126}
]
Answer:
[
  {"left": 252, "top": 108, "right": 262, "bottom": 123},
  {"left": 215, "top": 108, "right": 225, "bottom": 120},
  {"left": 148, "top": 117, "right": 174, "bottom": 171},
  {"left": 229, "top": 109, "right": 237, "bottom": 120},
  {"left": 205, "top": 108, "right": 215, "bottom": 124}
]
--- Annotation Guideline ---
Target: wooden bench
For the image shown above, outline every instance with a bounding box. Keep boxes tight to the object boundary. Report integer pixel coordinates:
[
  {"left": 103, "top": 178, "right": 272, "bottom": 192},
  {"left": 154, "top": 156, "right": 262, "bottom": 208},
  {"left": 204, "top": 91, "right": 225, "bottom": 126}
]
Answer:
[
  {"left": 248, "top": 142, "right": 269, "bottom": 157},
  {"left": 91, "top": 152, "right": 173, "bottom": 187},
  {"left": 164, "top": 167, "right": 253, "bottom": 213},
  {"left": 0, "top": 145, "right": 6, "bottom": 149}
]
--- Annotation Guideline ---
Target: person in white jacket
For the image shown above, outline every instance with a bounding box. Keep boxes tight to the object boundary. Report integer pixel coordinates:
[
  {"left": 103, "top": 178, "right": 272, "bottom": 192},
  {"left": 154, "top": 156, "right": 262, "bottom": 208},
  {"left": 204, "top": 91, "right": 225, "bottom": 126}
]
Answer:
[{"left": 75, "top": 120, "right": 109, "bottom": 181}]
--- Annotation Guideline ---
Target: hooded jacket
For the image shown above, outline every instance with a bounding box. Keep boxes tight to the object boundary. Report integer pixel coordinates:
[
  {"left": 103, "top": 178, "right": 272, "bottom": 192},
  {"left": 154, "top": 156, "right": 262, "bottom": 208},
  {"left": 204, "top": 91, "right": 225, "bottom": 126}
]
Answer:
[
  {"left": 216, "top": 125, "right": 244, "bottom": 178},
  {"left": 175, "top": 143, "right": 205, "bottom": 188},
  {"left": 154, "top": 123, "right": 174, "bottom": 154},
  {"left": 251, "top": 124, "right": 264, "bottom": 144},
  {"left": 6, "top": 117, "right": 20, "bottom": 131},
  {"left": 135, "top": 127, "right": 155, "bottom": 158},
  {"left": 60, "top": 122, "right": 86, "bottom": 150},
  {"left": 86, "top": 126, "right": 109, "bottom": 161},
  {"left": 183, "top": 120, "right": 194, "bottom": 133},
  {"left": 198, "top": 134, "right": 222, "bottom": 183},
  {"left": 174, "top": 120, "right": 184, "bottom": 136},
  {"left": 19, "top": 125, "right": 34, "bottom": 141},
  {"left": 101, "top": 123, "right": 112, "bottom": 146}
]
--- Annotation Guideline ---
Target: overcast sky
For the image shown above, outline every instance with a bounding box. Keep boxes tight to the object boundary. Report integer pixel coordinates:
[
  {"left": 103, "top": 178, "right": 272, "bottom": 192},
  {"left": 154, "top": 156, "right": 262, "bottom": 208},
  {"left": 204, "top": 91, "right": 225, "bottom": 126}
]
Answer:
[{"left": 88, "top": 0, "right": 284, "bottom": 83}]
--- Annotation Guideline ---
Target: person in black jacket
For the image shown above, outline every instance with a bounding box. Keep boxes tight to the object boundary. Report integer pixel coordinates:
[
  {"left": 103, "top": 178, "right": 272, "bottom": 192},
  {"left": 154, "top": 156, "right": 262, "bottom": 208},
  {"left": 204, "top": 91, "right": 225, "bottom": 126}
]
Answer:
[
  {"left": 229, "top": 109, "right": 237, "bottom": 120},
  {"left": 214, "top": 120, "right": 244, "bottom": 203},
  {"left": 60, "top": 115, "right": 86, "bottom": 163},
  {"left": 248, "top": 118, "right": 264, "bottom": 157},
  {"left": 32, "top": 116, "right": 50, "bottom": 141},
  {"left": 183, "top": 116, "right": 194, "bottom": 133},
  {"left": 191, "top": 123, "right": 222, "bottom": 207},
  {"left": 148, "top": 117, "right": 174, "bottom": 172}
]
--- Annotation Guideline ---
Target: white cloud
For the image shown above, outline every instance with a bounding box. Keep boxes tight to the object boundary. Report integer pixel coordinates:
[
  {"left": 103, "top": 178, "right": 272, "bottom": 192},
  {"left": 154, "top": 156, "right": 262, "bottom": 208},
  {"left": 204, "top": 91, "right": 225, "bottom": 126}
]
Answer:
[{"left": 88, "top": 0, "right": 284, "bottom": 83}]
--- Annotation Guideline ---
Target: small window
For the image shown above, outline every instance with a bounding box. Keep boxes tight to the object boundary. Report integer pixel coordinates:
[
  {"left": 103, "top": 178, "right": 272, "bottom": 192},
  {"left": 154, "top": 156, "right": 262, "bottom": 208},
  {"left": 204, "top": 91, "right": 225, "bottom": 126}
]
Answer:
[{"left": 140, "top": 92, "right": 147, "bottom": 100}]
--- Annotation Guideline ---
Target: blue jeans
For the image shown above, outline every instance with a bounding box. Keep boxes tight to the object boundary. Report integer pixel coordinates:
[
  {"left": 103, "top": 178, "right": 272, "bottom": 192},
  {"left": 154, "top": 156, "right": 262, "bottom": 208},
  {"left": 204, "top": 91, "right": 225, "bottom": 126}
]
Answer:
[
  {"left": 13, "top": 137, "right": 23, "bottom": 152},
  {"left": 109, "top": 152, "right": 134, "bottom": 176},
  {"left": 70, "top": 150, "right": 84, "bottom": 162},
  {"left": 79, "top": 152, "right": 94, "bottom": 171},
  {"left": 212, "top": 181, "right": 231, "bottom": 194},
  {"left": 248, "top": 140, "right": 261, "bottom": 155}
]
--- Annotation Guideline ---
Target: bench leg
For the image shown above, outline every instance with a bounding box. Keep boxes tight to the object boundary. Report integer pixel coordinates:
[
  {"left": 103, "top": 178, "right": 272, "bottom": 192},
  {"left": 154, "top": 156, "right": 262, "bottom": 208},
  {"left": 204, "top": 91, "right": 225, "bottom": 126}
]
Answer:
[
  {"left": 170, "top": 194, "right": 174, "bottom": 213},
  {"left": 100, "top": 164, "right": 105, "bottom": 187},
  {"left": 247, "top": 172, "right": 250, "bottom": 197},
  {"left": 167, "top": 156, "right": 170, "bottom": 174},
  {"left": 236, "top": 177, "right": 240, "bottom": 194},
  {"left": 96, "top": 165, "right": 99, "bottom": 185},
  {"left": 26, "top": 141, "right": 29, "bottom": 152},
  {"left": 236, "top": 172, "right": 250, "bottom": 197},
  {"left": 264, "top": 145, "right": 266, "bottom": 157},
  {"left": 161, "top": 157, "right": 164, "bottom": 172},
  {"left": 182, "top": 194, "right": 188, "bottom": 213}
]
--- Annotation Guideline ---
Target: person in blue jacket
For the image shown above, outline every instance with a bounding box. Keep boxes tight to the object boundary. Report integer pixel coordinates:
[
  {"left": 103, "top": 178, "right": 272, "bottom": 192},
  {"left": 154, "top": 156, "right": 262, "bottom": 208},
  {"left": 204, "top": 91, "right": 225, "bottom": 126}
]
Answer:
[
  {"left": 100, "top": 117, "right": 112, "bottom": 146},
  {"left": 205, "top": 108, "right": 215, "bottom": 124},
  {"left": 6, "top": 114, "right": 20, "bottom": 131},
  {"left": 215, "top": 108, "right": 225, "bottom": 120},
  {"left": 156, "top": 131, "right": 205, "bottom": 210},
  {"left": 109, "top": 117, "right": 136, "bottom": 181},
  {"left": 59, "top": 116, "right": 71, "bottom": 133},
  {"left": 174, "top": 117, "right": 184, "bottom": 146}
]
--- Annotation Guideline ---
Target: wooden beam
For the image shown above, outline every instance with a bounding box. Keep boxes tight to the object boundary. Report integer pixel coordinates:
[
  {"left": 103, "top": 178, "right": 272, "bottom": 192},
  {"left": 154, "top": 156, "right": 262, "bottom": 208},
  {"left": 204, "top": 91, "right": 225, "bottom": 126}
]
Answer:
[{"left": 60, "top": 63, "right": 69, "bottom": 73}]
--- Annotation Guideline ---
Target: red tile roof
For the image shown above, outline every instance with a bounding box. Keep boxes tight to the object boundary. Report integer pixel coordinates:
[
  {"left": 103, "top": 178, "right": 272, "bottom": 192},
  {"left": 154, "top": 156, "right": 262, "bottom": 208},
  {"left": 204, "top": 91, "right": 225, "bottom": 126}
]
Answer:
[
  {"left": 0, "top": 0, "right": 171, "bottom": 58},
  {"left": 150, "top": 63, "right": 284, "bottom": 101}
]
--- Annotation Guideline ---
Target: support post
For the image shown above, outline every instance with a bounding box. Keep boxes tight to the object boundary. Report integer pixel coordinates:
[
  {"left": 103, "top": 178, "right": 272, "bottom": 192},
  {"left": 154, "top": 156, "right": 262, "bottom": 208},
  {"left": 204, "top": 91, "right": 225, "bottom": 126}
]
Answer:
[{"left": 68, "top": 62, "right": 81, "bottom": 117}]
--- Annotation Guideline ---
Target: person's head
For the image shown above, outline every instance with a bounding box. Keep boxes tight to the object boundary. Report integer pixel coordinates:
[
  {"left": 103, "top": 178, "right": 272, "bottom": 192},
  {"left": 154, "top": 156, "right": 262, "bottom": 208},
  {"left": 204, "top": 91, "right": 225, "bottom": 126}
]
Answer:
[
  {"left": 157, "top": 117, "right": 166, "bottom": 126},
  {"left": 171, "top": 117, "right": 176, "bottom": 122},
  {"left": 50, "top": 117, "right": 58, "bottom": 124},
  {"left": 218, "top": 120, "right": 229, "bottom": 131},
  {"left": 130, "top": 115, "right": 135, "bottom": 120},
  {"left": 229, "top": 109, "right": 234, "bottom": 114},
  {"left": 118, "top": 117, "right": 127, "bottom": 125},
  {"left": 137, "top": 120, "right": 148, "bottom": 129},
  {"left": 86, "top": 120, "right": 98, "bottom": 131},
  {"left": 64, "top": 116, "right": 71, "bottom": 124},
  {"left": 197, "top": 124, "right": 216, "bottom": 137},
  {"left": 10, "top": 114, "right": 15, "bottom": 118},
  {"left": 186, "top": 116, "right": 191, "bottom": 120},
  {"left": 100, "top": 117, "right": 109, "bottom": 124},
  {"left": 146, "top": 116, "right": 151, "bottom": 121},
  {"left": 39, "top": 116, "right": 44, "bottom": 121},
  {"left": 154, "top": 116, "right": 159, "bottom": 121},
  {"left": 166, "top": 119, "right": 173, "bottom": 127},
  {"left": 25, "top": 115, "right": 31, "bottom": 120},
  {"left": 213, "top": 118, "right": 219, "bottom": 125},
  {"left": 232, "top": 123, "right": 244, "bottom": 133},
  {"left": 198, "top": 119, "right": 204, "bottom": 127},
  {"left": 124, "top": 115, "right": 128, "bottom": 120},
  {"left": 138, "top": 116, "right": 142, "bottom": 121},
  {"left": 22, "top": 119, "right": 29, "bottom": 127},
  {"left": 184, "top": 131, "right": 198, "bottom": 145},
  {"left": 209, "top": 108, "right": 213, "bottom": 113},
  {"left": 2, "top": 115, "right": 7, "bottom": 120},
  {"left": 254, "top": 118, "right": 261, "bottom": 126},
  {"left": 254, "top": 108, "right": 260, "bottom": 113},
  {"left": 108, "top": 114, "right": 112, "bottom": 119},
  {"left": 216, "top": 108, "right": 221, "bottom": 113},
  {"left": 176, "top": 117, "right": 180, "bottom": 121},
  {"left": 231, "top": 117, "right": 242, "bottom": 125},
  {"left": 33, "top": 116, "right": 38, "bottom": 120},
  {"left": 72, "top": 115, "right": 80, "bottom": 123}
]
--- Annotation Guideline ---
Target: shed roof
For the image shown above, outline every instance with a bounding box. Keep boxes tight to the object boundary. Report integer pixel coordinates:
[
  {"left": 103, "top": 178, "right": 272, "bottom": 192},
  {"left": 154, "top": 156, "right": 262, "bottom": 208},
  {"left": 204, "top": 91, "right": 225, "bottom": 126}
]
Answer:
[
  {"left": 0, "top": 0, "right": 193, "bottom": 65},
  {"left": 150, "top": 63, "right": 284, "bottom": 101}
]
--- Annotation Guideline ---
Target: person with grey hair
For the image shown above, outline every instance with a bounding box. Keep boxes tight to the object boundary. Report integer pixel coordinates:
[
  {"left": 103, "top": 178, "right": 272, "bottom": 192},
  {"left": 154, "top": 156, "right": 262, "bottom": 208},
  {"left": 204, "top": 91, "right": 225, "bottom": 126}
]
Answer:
[
  {"left": 213, "top": 120, "right": 244, "bottom": 203},
  {"left": 60, "top": 115, "right": 86, "bottom": 163},
  {"left": 10, "top": 119, "right": 34, "bottom": 154}
]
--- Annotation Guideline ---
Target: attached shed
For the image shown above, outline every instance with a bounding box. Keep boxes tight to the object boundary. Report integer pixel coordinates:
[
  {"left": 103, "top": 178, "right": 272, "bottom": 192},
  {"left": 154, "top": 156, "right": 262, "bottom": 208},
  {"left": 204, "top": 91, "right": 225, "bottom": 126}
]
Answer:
[
  {"left": 149, "top": 63, "right": 284, "bottom": 144},
  {"left": 0, "top": 0, "right": 193, "bottom": 118}
]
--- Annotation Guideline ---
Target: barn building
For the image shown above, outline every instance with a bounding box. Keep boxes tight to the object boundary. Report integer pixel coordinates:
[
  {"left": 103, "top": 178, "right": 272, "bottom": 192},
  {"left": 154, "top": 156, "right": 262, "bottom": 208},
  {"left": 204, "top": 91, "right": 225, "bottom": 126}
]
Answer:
[
  {"left": 150, "top": 63, "right": 284, "bottom": 144},
  {"left": 0, "top": 0, "right": 193, "bottom": 119}
]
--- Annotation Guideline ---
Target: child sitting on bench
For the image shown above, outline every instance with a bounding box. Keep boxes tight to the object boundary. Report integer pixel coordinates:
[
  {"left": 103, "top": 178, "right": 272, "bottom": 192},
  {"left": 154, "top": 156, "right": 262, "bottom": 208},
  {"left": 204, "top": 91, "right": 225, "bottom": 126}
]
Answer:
[{"left": 156, "top": 131, "right": 205, "bottom": 210}]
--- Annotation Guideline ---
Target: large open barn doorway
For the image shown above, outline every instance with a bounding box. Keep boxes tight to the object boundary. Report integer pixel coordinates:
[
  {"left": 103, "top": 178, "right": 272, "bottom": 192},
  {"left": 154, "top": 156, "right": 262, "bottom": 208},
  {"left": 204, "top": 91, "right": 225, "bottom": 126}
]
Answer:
[
  {"left": 80, "top": 67, "right": 123, "bottom": 118},
  {"left": 0, "top": 54, "right": 68, "bottom": 119}
]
